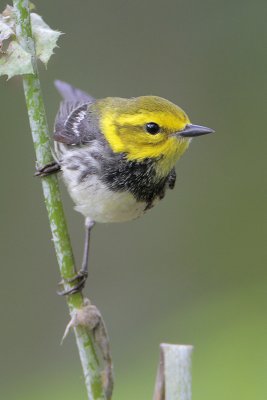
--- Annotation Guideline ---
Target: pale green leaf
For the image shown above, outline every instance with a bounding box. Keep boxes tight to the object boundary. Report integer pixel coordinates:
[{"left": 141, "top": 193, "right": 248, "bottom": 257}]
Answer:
[
  {"left": 0, "top": 5, "right": 15, "bottom": 43},
  {"left": 0, "top": 40, "right": 33, "bottom": 79},
  {"left": 30, "top": 12, "right": 62, "bottom": 66},
  {"left": 0, "top": 5, "right": 62, "bottom": 78},
  {"left": 0, "top": 18, "right": 14, "bottom": 41}
]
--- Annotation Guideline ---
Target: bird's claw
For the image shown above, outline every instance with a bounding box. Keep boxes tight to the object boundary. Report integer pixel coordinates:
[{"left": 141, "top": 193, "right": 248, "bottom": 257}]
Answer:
[
  {"left": 57, "top": 271, "right": 88, "bottom": 296},
  {"left": 35, "top": 162, "right": 61, "bottom": 177}
]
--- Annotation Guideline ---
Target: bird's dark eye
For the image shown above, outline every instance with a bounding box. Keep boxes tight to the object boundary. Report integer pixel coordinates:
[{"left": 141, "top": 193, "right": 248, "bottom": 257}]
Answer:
[{"left": 145, "top": 122, "right": 160, "bottom": 134}]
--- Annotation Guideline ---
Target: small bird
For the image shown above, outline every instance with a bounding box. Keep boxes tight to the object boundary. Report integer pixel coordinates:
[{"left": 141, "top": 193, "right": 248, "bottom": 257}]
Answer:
[{"left": 38, "top": 80, "right": 214, "bottom": 294}]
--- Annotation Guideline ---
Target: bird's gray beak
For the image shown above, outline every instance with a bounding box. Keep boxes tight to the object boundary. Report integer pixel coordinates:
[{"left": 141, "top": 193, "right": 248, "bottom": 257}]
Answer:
[{"left": 179, "top": 124, "right": 215, "bottom": 138}]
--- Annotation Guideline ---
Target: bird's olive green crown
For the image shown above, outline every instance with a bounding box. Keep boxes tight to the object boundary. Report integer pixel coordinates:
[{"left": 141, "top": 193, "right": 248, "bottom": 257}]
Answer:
[{"left": 90, "top": 95, "right": 213, "bottom": 176}]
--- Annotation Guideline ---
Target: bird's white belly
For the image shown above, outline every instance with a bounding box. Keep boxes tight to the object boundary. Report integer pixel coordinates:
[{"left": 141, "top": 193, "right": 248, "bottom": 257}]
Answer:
[{"left": 63, "top": 172, "right": 147, "bottom": 223}]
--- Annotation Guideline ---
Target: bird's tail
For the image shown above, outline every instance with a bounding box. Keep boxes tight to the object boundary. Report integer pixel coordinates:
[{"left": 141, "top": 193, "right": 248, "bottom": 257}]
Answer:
[{"left": 54, "top": 80, "right": 95, "bottom": 103}]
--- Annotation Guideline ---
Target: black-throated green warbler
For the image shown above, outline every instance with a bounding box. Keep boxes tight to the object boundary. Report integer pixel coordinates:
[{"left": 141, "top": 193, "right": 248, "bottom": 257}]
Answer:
[{"left": 38, "top": 80, "right": 214, "bottom": 294}]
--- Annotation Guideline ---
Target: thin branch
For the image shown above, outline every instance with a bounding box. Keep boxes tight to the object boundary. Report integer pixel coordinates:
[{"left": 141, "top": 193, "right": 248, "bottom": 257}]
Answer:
[{"left": 12, "top": 1, "right": 105, "bottom": 398}]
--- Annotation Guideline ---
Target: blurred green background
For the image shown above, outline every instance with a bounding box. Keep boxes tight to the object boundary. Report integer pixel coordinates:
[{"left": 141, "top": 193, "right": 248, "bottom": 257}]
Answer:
[{"left": 1, "top": 0, "right": 266, "bottom": 399}]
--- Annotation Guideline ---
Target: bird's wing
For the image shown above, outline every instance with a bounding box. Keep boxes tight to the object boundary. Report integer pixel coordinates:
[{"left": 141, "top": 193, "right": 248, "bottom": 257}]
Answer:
[{"left": 53, "top": 81, "right": 98, "bottom": 145}]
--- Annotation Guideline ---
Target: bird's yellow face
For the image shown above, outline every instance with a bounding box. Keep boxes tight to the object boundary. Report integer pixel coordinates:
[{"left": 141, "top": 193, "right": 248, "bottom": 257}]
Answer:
[{"left": 97, "top": 96, "right": 208, "bottom": 176}]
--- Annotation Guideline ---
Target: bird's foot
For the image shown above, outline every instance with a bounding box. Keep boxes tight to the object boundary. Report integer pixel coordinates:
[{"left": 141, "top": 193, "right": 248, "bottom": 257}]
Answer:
[
  {"left": 35, "top": 161, "right": 61, "bottom": 177},
  {"left": 57, "top": 270, "right": 88, "bottom": 296}
]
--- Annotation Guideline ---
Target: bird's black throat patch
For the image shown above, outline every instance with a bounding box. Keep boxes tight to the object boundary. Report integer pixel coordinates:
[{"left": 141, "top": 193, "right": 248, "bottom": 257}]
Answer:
[{"left": 100, "top": 155, "right": 176, "bottom": 208}]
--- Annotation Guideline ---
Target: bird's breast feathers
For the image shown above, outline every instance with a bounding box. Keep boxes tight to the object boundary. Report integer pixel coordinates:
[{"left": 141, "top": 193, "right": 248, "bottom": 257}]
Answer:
[
  {"left": 56, "top": 141, "right": 175, "bottom": 223},
  {"left": 68, "top": 174, "right": 149, "bottom": 223}
]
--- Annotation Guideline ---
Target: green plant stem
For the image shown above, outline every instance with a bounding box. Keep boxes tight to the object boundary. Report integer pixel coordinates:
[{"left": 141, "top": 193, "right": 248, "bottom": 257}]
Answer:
[{"left": 13, "top": 1, "right": 105, "bottom": 399}]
